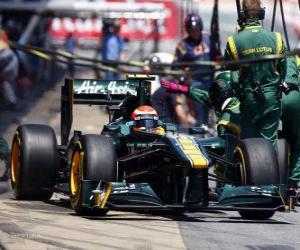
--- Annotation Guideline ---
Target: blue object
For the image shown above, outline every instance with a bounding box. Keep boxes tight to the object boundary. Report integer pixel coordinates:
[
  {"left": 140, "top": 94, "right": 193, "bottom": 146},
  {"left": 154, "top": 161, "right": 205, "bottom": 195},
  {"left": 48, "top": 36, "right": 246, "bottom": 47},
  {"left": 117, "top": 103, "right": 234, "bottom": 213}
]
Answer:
[{"left": 173, "top": 33, "right": 213, "bottom": 125}]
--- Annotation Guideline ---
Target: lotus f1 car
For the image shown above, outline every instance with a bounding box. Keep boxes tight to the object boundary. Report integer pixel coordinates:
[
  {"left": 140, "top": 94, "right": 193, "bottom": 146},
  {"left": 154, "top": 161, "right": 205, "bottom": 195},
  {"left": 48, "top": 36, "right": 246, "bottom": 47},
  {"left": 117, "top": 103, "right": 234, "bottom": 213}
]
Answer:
[{"left": 10, "top": 75, "right": 295, "bottom": 220}]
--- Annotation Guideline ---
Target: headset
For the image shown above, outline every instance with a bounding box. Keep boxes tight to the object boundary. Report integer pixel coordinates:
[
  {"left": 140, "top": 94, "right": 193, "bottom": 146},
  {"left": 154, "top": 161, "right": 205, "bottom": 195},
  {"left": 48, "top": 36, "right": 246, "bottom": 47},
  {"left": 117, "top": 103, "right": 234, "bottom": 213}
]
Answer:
[
  {"left": 238, "top": 7, "right": 266, "bottom": 21},
  {"left": 236, "top": 0, "right": 265, "bottom": 27}
]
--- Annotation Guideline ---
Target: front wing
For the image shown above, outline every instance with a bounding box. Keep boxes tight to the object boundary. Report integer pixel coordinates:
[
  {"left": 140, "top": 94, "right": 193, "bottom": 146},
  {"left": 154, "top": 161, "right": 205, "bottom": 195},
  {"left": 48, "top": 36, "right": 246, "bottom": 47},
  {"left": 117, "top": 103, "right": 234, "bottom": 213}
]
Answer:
[{"left": 75, "top": 180, "right": 289, "bottom": 214}]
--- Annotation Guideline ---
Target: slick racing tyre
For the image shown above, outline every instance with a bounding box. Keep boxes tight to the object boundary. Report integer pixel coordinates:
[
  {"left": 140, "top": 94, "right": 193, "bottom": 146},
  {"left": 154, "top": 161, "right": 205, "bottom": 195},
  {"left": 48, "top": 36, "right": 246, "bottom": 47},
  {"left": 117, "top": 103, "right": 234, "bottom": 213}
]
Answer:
[
  {"left": 11, "top": 124, "right": 58, "bottom": 200},
  {"left": 235, "top": 138, "right": 279, "bottom": 186},
  {"left": 70, "top": 135, "right": 117, "bottom": 215},
  {"left": 277, "top": 139, "right": 289, "bottom": 185},
  {"left": 234, "top": 138, "right": 279, "bottom": 220}
]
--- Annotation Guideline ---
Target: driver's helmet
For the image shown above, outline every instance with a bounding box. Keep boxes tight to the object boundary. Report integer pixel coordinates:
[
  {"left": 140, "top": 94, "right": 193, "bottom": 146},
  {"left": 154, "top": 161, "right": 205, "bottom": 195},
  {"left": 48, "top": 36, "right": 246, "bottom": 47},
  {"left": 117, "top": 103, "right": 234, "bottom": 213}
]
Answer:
[
  {"left": 131, "top": 105, "right": 164, "bottom": 134},
  {"left": 209, "top": 71, "right": 235, "bottom": 113},
  {"left": 185, "top": 13, "right": 203, "bottom": 34}
]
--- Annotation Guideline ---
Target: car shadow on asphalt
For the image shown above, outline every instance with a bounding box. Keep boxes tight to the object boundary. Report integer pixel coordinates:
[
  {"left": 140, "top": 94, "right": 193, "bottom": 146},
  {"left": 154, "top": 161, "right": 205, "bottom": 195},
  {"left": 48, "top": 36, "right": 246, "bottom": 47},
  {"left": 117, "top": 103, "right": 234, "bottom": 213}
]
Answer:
[
  {"left": 162, "top": 212, "right": 291, "bottom": 224},
  {"left": 26, "top": 196, "right": 292, "bottom": 224},
  {"left": 76, "top": 210, "right": 290, "bottom": 224}
]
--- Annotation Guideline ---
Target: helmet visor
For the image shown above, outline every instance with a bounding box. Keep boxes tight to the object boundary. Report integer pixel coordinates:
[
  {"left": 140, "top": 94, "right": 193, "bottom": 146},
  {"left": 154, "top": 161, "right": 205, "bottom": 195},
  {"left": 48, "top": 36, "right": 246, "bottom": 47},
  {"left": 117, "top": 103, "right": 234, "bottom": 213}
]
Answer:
[{"left": 136, "top": 119, "right": 158, "bottom": 130}]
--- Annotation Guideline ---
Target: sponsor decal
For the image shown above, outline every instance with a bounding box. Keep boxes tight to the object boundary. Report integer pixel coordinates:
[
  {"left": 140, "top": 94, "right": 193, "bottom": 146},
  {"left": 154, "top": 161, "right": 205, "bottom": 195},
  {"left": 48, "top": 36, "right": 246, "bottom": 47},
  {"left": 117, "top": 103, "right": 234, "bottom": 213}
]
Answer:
[
  {"left": 176, "top": 136, "right": 209, "bottom": 169},
  {"left": 75, "top": 80, "right": 137, "bottom": 95}
]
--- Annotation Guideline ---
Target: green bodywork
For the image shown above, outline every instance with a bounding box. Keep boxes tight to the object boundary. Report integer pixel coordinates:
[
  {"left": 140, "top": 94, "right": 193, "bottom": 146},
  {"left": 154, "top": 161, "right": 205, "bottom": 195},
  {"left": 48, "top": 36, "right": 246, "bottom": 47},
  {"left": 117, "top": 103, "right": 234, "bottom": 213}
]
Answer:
[
  {"left": 66, "top": 75, "right": 288, "bottom": 214},
  {"left": 218, "top": 184, "right": 283, "bottom": 208},
  {"left": 80, "top": 181, "right": 284, "bottom": 211},
  {"left": 80, "top": 181, "right": 162, "bottom": 207}
]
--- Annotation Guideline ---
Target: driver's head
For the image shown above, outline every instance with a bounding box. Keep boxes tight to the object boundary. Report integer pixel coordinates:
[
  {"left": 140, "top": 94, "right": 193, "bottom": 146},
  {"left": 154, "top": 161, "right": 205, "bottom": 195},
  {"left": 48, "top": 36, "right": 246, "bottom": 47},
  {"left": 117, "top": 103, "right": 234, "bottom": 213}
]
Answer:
[
  {"left": 185, "top": 13, "right": 203, "bottom": 41},
  {"left": 131, "top": 105, "right": 160, "bottom": 132},
  {"left": 209, "top": 71, "right": 235, "bottom": 113}
]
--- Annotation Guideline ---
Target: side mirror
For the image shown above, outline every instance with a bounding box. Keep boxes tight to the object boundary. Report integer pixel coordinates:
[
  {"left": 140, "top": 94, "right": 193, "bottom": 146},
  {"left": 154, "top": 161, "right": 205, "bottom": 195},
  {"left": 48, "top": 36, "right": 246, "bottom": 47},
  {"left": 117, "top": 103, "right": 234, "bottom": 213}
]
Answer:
[
  {"left": 189, "top": 126, "right": 206, "bottom": 134},
  {"left": 164, "top": 123, "right": 177, "bottom": 133}
]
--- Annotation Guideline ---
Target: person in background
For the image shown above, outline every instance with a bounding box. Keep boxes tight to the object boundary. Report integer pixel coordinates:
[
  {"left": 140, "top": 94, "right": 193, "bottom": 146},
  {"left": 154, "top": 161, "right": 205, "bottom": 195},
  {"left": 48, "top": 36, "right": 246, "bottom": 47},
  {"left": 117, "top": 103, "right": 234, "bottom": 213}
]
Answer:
[
  {"left": 101, "top": 19, "right": 124, "bottom": 80},
  {"left": 143, "top": 52, "right": 174, "bottom": 96},
  {"left": 0, "top": 28, "right": 19, "bottom": 108},
  {"left": 152, "top": 80, "right": 197, "bottom": 127},
  {"left": 173, "top": 13, "right": 213, "bottom": 126},
  {"left": 65, "top": 32, "right": 76, "bottom": 78},
  {"left": 148, "top": 53, "right": 197, "bottom": 127}
]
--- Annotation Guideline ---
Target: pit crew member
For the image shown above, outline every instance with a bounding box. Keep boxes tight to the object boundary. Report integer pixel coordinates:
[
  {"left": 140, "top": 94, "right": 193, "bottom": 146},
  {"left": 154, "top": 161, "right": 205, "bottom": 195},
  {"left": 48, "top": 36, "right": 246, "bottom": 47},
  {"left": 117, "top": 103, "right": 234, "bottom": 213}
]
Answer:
[{"left": 223, "top": 0, "right": 287, "bottom": 147}]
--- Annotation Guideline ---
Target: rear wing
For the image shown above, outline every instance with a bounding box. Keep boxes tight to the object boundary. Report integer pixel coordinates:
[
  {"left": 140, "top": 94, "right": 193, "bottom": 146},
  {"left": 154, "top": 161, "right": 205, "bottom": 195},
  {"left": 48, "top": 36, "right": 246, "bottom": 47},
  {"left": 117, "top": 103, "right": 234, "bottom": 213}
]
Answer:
[{"left": 61, "top": 75, "right": 155, "bottom": 145}]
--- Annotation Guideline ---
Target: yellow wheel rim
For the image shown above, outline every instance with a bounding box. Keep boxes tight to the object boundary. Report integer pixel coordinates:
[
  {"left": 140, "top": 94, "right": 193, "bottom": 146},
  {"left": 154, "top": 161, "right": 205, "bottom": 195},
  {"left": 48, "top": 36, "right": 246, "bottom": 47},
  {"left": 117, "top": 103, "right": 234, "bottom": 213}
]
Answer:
[
  {"left": 70, "top": 151, "right": 81, "bottom": 196},
  {"left": 234, "top": 147, "right": 247, "bottom": 185},
  {"left": 11, "top": 139, "right": 20, "bottom": 186}
]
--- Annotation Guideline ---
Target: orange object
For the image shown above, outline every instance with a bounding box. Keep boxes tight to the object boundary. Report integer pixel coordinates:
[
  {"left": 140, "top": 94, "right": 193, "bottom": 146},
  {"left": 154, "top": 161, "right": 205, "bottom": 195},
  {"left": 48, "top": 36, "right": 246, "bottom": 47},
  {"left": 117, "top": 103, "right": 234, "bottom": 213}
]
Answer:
[{"left": 131, "top": 106, "right": 164, "bottom": 133}]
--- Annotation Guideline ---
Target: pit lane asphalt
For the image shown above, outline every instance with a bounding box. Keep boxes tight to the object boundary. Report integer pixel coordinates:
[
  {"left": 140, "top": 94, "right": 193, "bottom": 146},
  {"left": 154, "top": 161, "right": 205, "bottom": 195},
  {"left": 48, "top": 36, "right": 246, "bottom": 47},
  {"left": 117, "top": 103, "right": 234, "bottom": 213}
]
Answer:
[{"left": 0, "top": 76, "right": 300, "bottom": 250}]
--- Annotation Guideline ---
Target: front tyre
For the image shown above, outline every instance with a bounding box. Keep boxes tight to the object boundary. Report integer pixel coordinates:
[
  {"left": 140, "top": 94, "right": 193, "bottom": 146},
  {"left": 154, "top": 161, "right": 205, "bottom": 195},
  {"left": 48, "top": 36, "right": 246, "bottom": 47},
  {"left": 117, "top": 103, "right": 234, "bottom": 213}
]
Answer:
[
  {"left": 234, "top": 138, "right": 279, "bottom": 220},
  {"left": 69, "top": 135, "right": 117, "bottom": 215},
  {"left": 235, "top": 138, "right": 279, "bottom": 186}
]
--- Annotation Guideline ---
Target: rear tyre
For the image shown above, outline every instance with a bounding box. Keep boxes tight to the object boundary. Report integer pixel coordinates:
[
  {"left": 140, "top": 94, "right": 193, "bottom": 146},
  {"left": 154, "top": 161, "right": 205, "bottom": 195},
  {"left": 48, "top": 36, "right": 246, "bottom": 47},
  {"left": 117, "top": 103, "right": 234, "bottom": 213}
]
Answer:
[
  {"left": 234, "top": 138, "right": 278, "bottom": 220},
  {"left": 11, "top": 124, "right": 58, "bottom": 200},
  {"left": 69, "top": 135, "right": 117, "bottom": 215}
]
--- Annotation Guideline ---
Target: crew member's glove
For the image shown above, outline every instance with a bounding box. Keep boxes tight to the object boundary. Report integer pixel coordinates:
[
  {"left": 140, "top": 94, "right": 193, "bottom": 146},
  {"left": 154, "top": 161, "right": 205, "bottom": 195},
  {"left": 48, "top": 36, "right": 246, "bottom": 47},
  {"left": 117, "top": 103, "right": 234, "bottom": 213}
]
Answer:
[
  {"left": 161, "top": 80, "right": 189, "bottom": 94},
  {"left": 282, "top": 82, "right": 299, "bottom": 95},
  {"left": 189, "top": 87, "right": 209, "bottom": 104}
]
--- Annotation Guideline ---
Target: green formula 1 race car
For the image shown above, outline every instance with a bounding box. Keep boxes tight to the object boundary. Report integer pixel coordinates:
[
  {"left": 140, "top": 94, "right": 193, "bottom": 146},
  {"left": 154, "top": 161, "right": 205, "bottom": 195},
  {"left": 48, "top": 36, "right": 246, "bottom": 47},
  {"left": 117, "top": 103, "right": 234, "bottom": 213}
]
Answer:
[{"left": 10, "top": 75, "right": 294, "bottom": 220}]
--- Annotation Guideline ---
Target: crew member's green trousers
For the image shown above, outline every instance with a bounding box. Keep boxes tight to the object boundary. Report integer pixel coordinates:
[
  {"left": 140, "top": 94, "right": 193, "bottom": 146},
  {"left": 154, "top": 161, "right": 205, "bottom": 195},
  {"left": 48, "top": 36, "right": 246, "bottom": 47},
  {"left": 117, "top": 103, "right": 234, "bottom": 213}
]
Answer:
[
  {"left": 240, "top": 91, "right": 281, "bottom": 148},
  {"left": 282, "top": 91, "right": 300, "bottom": 181}
]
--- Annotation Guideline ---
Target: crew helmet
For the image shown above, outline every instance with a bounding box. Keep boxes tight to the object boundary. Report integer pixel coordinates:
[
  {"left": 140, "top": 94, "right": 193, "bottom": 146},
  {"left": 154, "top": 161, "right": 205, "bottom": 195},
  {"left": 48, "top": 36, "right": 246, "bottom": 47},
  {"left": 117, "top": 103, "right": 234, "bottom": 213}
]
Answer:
[
  {"left": 209, "top": 71, "right": 235, "bottom": 113},
  {"left": 131, "top": 105, "right": 159, "bottom": 131},
  {"left": 185, "top": 13, "right": 203, "bottom": 34}
]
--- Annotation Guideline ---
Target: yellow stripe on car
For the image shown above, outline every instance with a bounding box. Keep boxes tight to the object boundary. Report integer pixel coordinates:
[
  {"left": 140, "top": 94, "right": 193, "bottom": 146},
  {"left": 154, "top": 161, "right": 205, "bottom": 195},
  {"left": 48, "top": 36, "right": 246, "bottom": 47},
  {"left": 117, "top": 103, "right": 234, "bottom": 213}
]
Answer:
[{"left": 177, "top": 137, "right": 209, "bottom": 169}]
